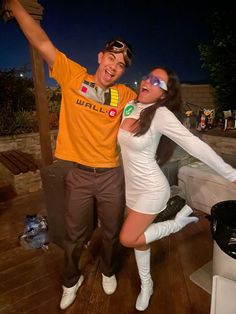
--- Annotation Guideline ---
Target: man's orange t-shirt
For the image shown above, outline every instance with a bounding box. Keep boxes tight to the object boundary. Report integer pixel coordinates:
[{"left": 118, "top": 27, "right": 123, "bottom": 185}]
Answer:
[{"left": 50, "top": 50, "right": 136, "bottom": 168}]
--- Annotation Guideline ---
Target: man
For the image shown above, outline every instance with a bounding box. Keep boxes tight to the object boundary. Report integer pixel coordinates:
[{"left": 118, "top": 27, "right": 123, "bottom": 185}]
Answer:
[{"left": 4, "top": 0, "right": 136, "bottom": 310}]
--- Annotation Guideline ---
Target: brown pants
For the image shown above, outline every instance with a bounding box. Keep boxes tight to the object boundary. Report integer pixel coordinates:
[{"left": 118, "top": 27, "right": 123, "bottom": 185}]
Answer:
[{"left": 63, "top": 166, "right": 125, "bottom": 287}]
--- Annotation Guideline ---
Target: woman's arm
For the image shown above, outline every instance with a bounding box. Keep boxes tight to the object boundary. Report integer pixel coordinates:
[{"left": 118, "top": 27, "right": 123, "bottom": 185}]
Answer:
[{"left": 154, "top": 107, "right": 236, "bottom": 183}]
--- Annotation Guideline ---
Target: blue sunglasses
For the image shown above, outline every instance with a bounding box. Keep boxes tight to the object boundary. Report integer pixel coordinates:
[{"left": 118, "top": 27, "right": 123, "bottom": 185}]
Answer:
[{"left": 142, "top": 74, "right": 168, "bottom": 91}]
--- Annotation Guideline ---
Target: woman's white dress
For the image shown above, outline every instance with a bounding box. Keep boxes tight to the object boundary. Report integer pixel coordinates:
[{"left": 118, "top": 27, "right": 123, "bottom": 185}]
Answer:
[{"left": 117, "top": 100, "right": 236, "bottom": 214}]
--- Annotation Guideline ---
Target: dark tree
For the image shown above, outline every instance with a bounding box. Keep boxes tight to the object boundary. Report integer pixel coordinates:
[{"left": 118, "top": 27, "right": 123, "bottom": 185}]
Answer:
[
  {"left": 199, "top": 9, "right": 236, "bottom": 111},
  {"left": 0, "top": 68, "right": 35, "bottom": 112},
  {"left": 0, "top": 68, "right": 37, "bottom": 135}
]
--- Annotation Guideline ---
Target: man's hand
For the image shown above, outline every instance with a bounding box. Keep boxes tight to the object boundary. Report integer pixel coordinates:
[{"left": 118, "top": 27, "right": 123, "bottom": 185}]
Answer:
[
  {"left": 1, "top": 0, "right": 55, "bottom": 67},
  {"left": 0, "top": 0, "right": 14, "bottom": 21},
  {"left": 0, "top": 0, "right": 6, "bottom": 12},
  {"left": 1, "top": 1, "right": 43, "bottom": 21}
]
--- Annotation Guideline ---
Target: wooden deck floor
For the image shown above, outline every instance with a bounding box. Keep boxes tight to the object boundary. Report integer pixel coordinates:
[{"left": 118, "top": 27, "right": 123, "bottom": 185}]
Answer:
[{"left": 0, "top": 190, "right": 212, "bottom": 314}]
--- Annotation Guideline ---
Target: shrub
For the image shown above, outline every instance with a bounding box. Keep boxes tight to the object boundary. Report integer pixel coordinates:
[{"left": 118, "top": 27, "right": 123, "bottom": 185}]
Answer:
[
  {"left": 0, "top": 109, "right": 38, "bottom": 136},
  {"left": 0, "top": 69, "right": 62, "bottom": 135}
]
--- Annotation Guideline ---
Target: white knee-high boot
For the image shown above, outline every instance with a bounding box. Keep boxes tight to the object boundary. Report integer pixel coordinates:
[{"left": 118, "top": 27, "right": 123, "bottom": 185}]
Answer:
[
  {"left": 134, "top": 248, "right": 153, "bottom": 311},
  {"left": 144, "top": 204, "right": 198, "bottom": 244}
]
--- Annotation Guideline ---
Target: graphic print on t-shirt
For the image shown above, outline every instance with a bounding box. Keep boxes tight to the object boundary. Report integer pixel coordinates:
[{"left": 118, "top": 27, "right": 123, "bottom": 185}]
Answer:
[{"left": 79, "top": 80, "right": 119, "bottom": 107}]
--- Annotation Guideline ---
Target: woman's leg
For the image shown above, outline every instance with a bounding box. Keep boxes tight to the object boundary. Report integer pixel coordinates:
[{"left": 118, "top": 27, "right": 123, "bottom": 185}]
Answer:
[
  {"left": 144, "top": 204, "right": 198, "bottom": 244},
  {"left": 134, "top": 248, "right": 153, "bottom": 311},
  {"left": 120, "top": 210, "right": 156, "bottom": 311},
  {"left": 120, "top": 206, "right": 198, "bottom": 311},
  {"left": 119, "top": 204, "right": 198, "bottom": 248},
  {"left": 119, "top": 209, "right": 157, "bottom": 248}
]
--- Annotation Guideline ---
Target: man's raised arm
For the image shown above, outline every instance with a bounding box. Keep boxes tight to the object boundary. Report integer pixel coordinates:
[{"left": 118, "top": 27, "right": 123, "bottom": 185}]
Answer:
[{"left": 5, "top": 0, "right": 56, "bottom": 68}]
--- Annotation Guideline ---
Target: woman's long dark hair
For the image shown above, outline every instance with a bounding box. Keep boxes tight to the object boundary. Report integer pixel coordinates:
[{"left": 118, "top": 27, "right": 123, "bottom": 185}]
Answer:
[{"left": 134, "top": 66, "right": 183, "bottom": 166}]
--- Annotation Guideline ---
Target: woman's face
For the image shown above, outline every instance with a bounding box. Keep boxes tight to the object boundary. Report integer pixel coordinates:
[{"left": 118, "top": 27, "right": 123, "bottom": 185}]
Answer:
[{"left": 137, "top": 68, "right": 168, "bottom": 104}]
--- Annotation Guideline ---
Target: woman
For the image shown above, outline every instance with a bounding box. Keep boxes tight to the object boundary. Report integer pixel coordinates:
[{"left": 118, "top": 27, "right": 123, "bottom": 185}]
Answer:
[{"left": 118, "top": 66, "right": 236, "bottom": 311}]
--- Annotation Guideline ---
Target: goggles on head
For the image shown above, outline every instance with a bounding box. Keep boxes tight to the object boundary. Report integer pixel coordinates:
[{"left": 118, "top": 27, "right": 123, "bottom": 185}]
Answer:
[
  {"left": 142, "top": 74, "right": 168, "bottom": 91},
  {"left": 105, "top": 40, "right": 132, "bottom": 67}
]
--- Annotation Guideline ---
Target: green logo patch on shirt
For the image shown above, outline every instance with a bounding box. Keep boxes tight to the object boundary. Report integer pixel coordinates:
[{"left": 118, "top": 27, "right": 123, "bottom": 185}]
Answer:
[{"left": 124, "top": 105, "right": 134, "bottom": 116}]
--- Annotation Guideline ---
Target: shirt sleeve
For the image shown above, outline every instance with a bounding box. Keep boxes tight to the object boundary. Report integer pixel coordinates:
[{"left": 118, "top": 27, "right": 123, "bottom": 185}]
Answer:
[
  {"left": 49, "top": 49, "right": 87, "bottom": 87},
  {"left": 153, "top": 107, "right": 236, "bottom": 182},
  {"left": 118, "top": 84, "right": 137, "bottom": 109}
]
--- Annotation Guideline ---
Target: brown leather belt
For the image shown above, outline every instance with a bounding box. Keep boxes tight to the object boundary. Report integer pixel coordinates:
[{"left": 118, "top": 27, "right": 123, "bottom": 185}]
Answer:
[{"left": 76, "top": 163, "right": 114, "bottom": 173}]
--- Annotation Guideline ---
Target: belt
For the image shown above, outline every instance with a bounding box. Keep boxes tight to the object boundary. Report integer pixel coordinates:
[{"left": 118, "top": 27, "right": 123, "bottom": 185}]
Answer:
[{"left": 75, "top": 163, "right": 114, "bottom": 173}]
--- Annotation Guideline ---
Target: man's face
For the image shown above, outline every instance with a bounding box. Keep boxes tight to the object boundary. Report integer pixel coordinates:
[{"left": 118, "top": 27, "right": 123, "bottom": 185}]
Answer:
[{"left": 94, "top": 51, "right": 126, "bottom": 89}]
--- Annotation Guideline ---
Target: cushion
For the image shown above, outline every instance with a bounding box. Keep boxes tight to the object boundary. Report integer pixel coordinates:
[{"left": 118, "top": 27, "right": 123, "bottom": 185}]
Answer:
[{"left": 178, "top": 161, "right": 236, "bottom": 214}]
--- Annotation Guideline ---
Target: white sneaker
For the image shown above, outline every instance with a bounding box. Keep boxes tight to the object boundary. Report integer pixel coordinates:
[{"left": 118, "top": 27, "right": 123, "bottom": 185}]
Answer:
[
  {"left": 60, "top": 275, "right": 84, "bottom": 310},
  {"left": 102, "top": 274, "right": 117, "bottom": 295}
]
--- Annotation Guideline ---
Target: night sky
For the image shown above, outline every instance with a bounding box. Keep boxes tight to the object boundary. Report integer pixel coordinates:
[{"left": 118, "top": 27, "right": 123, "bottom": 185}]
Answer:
[{"left": 0, "top": 0, "right": 228, "bottom": 86}]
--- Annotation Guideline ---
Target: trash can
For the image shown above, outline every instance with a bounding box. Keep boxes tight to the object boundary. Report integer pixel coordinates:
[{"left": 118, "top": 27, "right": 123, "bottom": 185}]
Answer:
[
  {"left": 211, "top": 200, "right": 236, "bottom": 281},
  {"left": 210, "top": 275, "right": 236, "bottom": 314}
]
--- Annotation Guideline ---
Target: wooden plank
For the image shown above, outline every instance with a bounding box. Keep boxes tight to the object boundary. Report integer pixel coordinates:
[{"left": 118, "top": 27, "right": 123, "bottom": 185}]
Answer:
[
  {"left": 0, "top": 153, "right": 20, "bottom": 175},
  {"left": 0, "top": 273, "right": 60, "bottom": 310},
  {"left": 13, "top": 150, "right": 38, "bottom": 171},
  {"left": 20, "top": 0, "right": 43, "bottom": 8},
  {"left": 0, "top": 283, "right": 59, "bottom": 314},
  {"left": 0, "top": 150, "right": 38, "bottom": 174},
  {"left": 2, "top": 151, "right": 29, "bottom": 173}
]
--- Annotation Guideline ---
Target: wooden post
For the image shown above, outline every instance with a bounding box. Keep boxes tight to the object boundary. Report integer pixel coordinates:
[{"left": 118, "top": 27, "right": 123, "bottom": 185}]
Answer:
[
  {"left": 30, "top": 44, "right": 53, "bottom": 166},
  {"left": 1, "top": 0, "right": 53, "bottom": 166}
]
